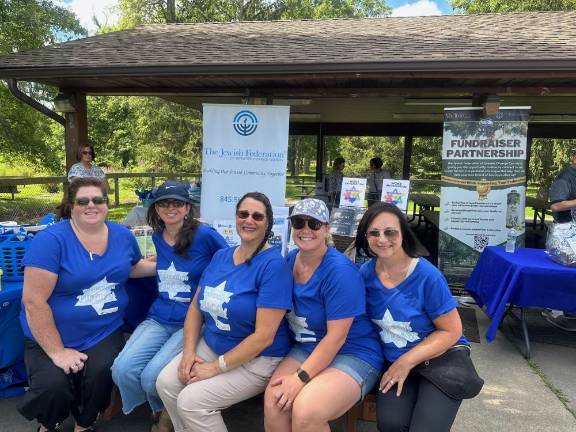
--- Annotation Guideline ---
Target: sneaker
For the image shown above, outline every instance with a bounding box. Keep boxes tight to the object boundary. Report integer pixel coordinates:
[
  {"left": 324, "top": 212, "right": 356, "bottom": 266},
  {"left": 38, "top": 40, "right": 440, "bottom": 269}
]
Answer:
[
  {"left": 541, "top": 309, "right": 564, "bottom": 319},
  {"left": 546, "top": 315, "right": 576, "bottom": 332}
]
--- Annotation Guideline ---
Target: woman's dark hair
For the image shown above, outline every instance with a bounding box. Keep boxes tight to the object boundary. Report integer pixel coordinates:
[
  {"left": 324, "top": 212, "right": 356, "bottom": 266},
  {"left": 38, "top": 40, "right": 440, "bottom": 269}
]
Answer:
[
  {"left": 355, "top": 202, "right": 420, "bottom": 259},
  {"left": 236, "top": 192, "right": 274, "bottom": 264},
  {"left": 57, "top": 177, "right": 108, "bottom": 219},
  {"left": 370, "top": 157, "right": 383, "bottom": 169},
  {"left": 333, "top": 157, "right": 345, "bottom": 167},
  {"left": 147, "top": 202, "right": 199, "bottom": 258},
  {"left": 77, "top": 144, "right": 96, "bottom": 162}
]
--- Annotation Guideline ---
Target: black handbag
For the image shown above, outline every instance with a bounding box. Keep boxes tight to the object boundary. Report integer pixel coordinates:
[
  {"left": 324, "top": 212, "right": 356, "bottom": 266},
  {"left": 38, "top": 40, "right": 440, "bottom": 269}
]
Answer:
[{"left": 413, "top": 345, "right": 484, "bottom": 400}]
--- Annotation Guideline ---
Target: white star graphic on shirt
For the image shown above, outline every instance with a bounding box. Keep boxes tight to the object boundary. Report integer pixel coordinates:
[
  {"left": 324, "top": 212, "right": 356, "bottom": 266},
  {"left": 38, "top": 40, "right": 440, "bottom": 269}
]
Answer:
[
  {"left": 75, "top": 277, "right": 119, "bottom": 315},
  {"left": 200, "top": 280, "right": 233, "bottom": 331},
  {"left": 158, "top": 262, "right": 191, "bottom": 302},
  {"left": 287, "top": 311, "right": 316, "bottom": 342},
  {"left": 372, "top": 309, "right": 420, "bottom": 348}
]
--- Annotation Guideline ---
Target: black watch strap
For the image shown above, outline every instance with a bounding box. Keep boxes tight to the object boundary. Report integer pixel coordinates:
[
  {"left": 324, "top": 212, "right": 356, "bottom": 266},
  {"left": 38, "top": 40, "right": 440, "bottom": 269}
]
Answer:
[{"left": 297, "top": 367, "right": 311, "bottom": 384}]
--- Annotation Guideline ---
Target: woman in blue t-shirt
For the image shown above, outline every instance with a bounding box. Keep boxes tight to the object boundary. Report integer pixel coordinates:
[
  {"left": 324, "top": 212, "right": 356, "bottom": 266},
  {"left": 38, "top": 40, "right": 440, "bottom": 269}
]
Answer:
[
  {"left": 17, "top": 178, "right": 155, "bottom": 432},
  {"left": 264, "top": 198, "right": 383, "bottom": 432},
  {"left": 156, "top": 192, "right": 293, "bottom": 432},
  {"left": 355, "top": 202, "right": 468, "bottom": 432},
  {"left": 111, "top": 180, "right": 227, "bottom": 430}
]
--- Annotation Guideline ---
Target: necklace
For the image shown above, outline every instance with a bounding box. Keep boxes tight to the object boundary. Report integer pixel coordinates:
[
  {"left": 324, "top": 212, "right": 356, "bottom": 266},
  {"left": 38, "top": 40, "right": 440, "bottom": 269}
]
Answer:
[{"left": 71, "top": 218, "right": 107, "bottom": 261}]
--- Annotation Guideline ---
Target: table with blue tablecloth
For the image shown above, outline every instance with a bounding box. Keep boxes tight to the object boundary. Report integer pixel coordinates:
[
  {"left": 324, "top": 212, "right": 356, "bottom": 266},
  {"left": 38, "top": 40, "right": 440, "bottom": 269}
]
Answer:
[{"left": 466, "top": 246, "right": 576, "bottom": 358}]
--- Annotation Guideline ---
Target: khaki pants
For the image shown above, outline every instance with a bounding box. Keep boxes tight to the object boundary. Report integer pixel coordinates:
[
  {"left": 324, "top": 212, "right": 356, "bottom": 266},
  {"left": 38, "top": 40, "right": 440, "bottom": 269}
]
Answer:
[{"left": 156, "top": 338, "right": 281, "bottom": 432}]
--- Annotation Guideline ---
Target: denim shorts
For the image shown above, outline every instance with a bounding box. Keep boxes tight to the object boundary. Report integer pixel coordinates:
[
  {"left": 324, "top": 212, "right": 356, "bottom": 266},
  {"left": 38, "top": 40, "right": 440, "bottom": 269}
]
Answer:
[{"left": 287, "top": 345, "right": 380, "bottom": 399}]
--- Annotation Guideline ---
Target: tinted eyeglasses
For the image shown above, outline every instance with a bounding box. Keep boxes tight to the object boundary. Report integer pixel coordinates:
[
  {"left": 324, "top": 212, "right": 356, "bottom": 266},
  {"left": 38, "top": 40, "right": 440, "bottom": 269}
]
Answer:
[
  {"left": 81, "top": 151, "right": 93, "bottom": 156},
  {"left": 236, "top": 210, "right": 266, "bottom": 222},
  {"left": 75, "top": 196, "right": 108, "bottom": 206},
  {"left": 291, "top": 216, "right": 324, "bottom": 231},
  {"left": 367, "top": 228, "right": 400, "bottom": 239},
  {"left": 156, "top": 199, "right": 187, "bottom": 208}
]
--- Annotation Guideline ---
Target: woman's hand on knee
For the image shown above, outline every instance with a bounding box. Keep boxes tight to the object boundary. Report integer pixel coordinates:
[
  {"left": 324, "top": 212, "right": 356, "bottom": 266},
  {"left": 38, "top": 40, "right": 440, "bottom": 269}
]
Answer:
[
  {"left": 178, "top": 351, "right": 202, "bottom": 384},
  {"left": 270, "top": 373, "right": 305, "bottom": 412},
  {"left": 50, "top": 348, "right": 88, "bottom": 375},
  {"left": 379, "top": 358, "right": 412, "bottom": 397},
  {"left": 188, "top": 357, "right": 220, "bottom": 383}
]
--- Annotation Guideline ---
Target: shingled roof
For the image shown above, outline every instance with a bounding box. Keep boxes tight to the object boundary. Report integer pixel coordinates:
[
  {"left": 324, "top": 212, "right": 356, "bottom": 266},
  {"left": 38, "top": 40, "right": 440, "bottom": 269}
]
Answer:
[{"left": 1, "top": 11, "right": 576, "bottom": 82}]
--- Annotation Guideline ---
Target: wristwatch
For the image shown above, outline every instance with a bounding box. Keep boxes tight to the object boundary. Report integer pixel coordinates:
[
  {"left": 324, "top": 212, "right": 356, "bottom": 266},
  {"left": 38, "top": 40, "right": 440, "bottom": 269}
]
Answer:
[{"left": 296, "top": 367, "right": 311, "bottom": 384}]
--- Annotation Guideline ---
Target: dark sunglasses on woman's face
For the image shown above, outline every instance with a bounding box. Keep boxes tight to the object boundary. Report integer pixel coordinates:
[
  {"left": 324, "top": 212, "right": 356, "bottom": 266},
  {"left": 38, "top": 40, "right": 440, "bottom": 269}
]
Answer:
[
  {"left": 156, "top": 199, "right": 186, "bottom": 208},
  {"left": 81, "top": 151, "right": 93, "bottom": 156},
  {"left": 75, "top": 196, "right": 108, "bottom": 206},
  {"left": 290, "top": 216, "right": 324, "bottom": 231},
  {"left": 366, "top": 228, "right": 400, "bottom": 239},
  {"left": 236, "top": 210, "right": 266, "bottom": 222}
]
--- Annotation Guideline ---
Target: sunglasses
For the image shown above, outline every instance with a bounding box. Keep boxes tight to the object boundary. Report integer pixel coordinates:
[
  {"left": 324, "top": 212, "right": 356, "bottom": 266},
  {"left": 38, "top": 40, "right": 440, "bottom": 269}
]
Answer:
[
  {"left": 81, "top": 151, "right": 93, "bottom": 156},
  {"left": 236, "top": 210, "right": 266, "bottom": 222},
  {"left": 156, "top": 199, "right": 186, "bottom": 208},
  {"left": 75, "top": 196, "right": 108, "bottom": 206},
  {"left": 367, "top": 228, "right": 400, "bottom": 239},
  {"left": 291, "top": 216, "right": 324, "bottom": 231}
]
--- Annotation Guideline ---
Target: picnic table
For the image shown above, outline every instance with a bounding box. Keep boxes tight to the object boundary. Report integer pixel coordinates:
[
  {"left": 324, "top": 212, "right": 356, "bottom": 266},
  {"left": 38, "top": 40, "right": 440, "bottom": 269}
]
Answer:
[
  {"left": 525, "top": 197, "right": 550, "bottom": 230},
  {"left": 409, "top": 193, "right": 440, "bottom": 227}
]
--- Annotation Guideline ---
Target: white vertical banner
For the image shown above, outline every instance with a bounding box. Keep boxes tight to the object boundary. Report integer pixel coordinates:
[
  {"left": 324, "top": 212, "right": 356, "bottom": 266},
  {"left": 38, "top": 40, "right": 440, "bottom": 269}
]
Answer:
[{"left": 201, "top": 104, "right": 290, "bottom": 224}]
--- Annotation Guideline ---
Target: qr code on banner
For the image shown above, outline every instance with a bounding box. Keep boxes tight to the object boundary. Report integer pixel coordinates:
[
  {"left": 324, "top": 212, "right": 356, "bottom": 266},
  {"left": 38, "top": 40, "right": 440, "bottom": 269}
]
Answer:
[{"left": 473, "top": 234, "right": 489, "bottom": 252}]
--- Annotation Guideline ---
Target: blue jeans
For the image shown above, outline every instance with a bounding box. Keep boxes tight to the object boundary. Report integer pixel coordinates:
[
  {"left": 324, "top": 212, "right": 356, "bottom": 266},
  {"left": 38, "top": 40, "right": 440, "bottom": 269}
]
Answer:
[{"left": 111, "top": 318, "right": 183, "bottom": 414}]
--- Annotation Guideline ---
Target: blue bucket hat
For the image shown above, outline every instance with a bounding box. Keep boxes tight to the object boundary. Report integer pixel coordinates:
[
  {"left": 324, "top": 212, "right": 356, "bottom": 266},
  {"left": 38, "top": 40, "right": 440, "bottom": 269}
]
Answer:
[
  {"left": 151, "top": 180, "right": 192, "bottom": 205},
  {"left": 290, "top": 198, "right": 330, "bottom": 224}
]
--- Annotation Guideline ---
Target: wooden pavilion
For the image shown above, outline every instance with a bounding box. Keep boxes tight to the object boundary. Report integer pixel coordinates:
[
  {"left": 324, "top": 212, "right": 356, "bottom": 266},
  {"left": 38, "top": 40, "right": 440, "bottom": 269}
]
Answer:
[{"left": 1, "top": 11, "right": 576, "bottom": 179}]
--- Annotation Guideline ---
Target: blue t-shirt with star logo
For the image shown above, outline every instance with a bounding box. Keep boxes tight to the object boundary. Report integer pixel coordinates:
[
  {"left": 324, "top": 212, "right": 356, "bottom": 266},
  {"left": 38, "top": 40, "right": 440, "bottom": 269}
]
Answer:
[
  {"left": 360, "top": 257, "right": 468, "bottom": 362},
  {"left": 196, "top": 246, "right": 293, "bottom": 357},
  {"left": 20, "top": 220, "right": 142, "bottom": 351},
  {"left": 148, "top": 224, "right": 228, "bottom": 326},
  {"left": 286, "top": 247, "right": 384, "bottom": 370}
]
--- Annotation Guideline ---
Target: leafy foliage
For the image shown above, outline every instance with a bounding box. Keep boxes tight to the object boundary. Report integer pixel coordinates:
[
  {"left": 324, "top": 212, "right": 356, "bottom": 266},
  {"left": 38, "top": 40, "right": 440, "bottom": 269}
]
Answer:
[
  {"left": 451, "top": 0, "right": 576, "bottom": 13},
  {"left": 0, "top": 0, "right": 85, "bottom": 173}
]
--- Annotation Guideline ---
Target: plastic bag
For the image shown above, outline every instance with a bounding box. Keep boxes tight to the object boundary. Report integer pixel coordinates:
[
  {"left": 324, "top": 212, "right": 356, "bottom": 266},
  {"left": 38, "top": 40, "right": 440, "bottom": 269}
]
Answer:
[{"left": 546, "top": 221, "right": 576, "bottom": 266}]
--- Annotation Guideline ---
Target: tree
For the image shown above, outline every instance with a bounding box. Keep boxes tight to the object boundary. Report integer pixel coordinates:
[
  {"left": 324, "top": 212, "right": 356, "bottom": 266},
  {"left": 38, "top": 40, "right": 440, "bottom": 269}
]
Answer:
[
  {"left": 451, "top": 0, "right": 576, "bottom": 13},
  {"left": 0, "top": 0, "right": 85, "bottom": 172}
]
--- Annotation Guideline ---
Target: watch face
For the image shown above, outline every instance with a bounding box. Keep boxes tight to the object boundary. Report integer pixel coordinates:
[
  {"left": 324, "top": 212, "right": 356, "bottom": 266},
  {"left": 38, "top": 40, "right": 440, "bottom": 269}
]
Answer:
[{"left": 297, "top": 368, "right": 310, "bottom": 383}]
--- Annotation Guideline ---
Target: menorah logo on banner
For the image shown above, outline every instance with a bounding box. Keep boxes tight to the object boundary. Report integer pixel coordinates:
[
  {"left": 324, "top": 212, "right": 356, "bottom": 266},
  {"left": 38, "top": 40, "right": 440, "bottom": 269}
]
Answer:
[{"left": 232, "top": 110, "right": 258, "bottom": 136}]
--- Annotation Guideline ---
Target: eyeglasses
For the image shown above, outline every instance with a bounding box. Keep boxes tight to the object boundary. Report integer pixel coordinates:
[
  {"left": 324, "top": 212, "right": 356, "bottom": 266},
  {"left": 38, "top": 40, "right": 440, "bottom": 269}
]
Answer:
[
  {"left": 236, "top": 210, "right": 266, "bottom": 222},
  {"left": 156, "top": 199, "right": 186, "bottom": 208},
  {"left": 366, "top": 228, "right": 400, "bottom": 239},
  {"left": 81, "top": 151, "right": 93, "bottom": 156},
  {"left": 291, "top": 216, "right": 324, "bottom": 231},
  {"left": 75, "top": 196, "right": 108, "bottom": 206}
]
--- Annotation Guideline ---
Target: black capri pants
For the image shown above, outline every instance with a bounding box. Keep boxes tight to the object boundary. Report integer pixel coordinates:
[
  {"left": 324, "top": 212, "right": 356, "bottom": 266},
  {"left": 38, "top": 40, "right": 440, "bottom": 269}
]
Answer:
[
  {"left": 17, "top": 329, "right": 125, "bottom": 430},
  {"left": 377, "top": 371, "right": 462, "bottom": 432}
]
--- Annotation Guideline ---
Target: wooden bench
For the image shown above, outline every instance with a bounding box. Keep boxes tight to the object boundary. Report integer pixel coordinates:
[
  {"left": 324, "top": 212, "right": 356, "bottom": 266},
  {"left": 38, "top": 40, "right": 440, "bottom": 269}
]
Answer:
[{"left": 0, "top": 184, "right": 19, "bottom": 200}]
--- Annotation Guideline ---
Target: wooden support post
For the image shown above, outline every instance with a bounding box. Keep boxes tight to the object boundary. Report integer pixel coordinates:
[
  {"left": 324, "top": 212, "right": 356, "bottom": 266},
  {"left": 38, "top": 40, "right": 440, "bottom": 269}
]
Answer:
[
  {"left": 315, "top": 124, "right": 325, "bottom": 183},
  {"left": 403, "top": 136, "right": 413, "bottom": 180},
  {"left": 151, "top": 176, "right": 156, "bottom": 188},
  {"left": 525, "top": 129, "right": 533, "bottom": 185},
  {"left": 64, "top": 91, "right": 88, "bottom": 172},
  {"left": 114, "top": 176, "right": 120, "bottom": 207}
]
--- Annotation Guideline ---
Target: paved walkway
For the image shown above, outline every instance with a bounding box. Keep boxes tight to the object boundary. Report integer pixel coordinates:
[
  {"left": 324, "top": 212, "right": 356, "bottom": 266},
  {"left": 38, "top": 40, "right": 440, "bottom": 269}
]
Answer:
[{"left": 1, "top": 307, "right": 575, "bottom": 431}]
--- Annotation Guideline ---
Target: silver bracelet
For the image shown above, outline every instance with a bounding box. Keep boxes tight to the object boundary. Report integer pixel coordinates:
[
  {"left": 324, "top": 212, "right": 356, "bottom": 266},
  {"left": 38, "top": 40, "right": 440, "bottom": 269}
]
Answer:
[{"left": 218, "top": 355, "right": 228, "bottom": 372}]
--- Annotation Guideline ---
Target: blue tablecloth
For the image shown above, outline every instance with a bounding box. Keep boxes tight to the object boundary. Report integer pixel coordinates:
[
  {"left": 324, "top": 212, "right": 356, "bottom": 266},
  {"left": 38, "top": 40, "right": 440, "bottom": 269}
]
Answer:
[
  {"left": 466, "top": 246, "right": 576, "bottom": 342},
  {"left": 0, "top": 281, "right": 25, "bottom": 368}
]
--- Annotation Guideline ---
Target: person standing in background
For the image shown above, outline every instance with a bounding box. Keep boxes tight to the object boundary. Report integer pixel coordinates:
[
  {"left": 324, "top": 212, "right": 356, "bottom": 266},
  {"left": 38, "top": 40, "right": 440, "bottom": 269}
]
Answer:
[
  {"left": 543, "top": 151, "right": 576, "bottom": 331},
  {"left": 366, "top": 157, "right": 391, "bottom": 206},
  {"left": 67, "top": 144, "right": 106, "bottom": 182},
  {"left": 326, "top": 157, "right": 345, "bottom": 206}
]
